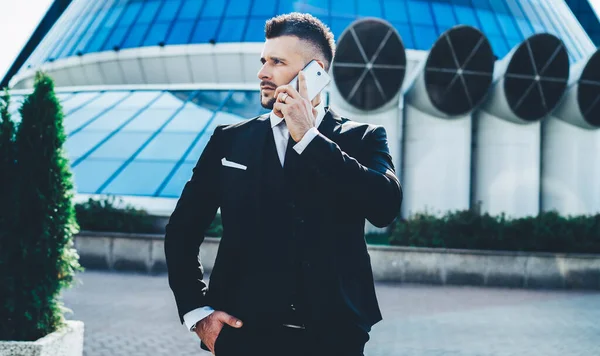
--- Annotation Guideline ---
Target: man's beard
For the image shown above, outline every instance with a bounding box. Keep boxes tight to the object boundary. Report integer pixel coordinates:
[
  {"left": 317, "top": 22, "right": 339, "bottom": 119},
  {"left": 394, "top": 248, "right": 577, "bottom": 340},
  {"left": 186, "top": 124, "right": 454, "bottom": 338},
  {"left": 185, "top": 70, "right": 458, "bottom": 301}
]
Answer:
[{"left": 261, "top": 95, "right": 277, "bottom": 110}]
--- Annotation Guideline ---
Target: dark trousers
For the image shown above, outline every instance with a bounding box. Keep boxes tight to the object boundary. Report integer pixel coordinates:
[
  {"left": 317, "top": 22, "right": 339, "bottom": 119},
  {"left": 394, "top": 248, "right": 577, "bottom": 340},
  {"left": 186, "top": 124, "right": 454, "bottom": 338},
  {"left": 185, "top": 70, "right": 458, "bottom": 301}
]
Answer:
[{"left": 213, "top": 322, "right": 369, "bottom": 356}]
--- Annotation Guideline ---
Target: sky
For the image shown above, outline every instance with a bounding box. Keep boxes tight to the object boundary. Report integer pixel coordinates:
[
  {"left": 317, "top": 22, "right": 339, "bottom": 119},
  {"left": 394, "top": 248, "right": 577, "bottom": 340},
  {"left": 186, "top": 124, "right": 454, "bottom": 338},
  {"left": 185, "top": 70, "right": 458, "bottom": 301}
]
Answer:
[{"left": 0, "top": 0, "right": 53, "bottom": 81}]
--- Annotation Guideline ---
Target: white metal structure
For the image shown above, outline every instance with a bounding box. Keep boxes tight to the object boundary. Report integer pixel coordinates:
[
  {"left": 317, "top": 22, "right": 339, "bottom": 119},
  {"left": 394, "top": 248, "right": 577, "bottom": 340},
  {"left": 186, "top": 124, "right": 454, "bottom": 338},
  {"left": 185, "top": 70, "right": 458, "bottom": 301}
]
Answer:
[{"left": 542, "top": 50, "right": 600, "bottom": 215}]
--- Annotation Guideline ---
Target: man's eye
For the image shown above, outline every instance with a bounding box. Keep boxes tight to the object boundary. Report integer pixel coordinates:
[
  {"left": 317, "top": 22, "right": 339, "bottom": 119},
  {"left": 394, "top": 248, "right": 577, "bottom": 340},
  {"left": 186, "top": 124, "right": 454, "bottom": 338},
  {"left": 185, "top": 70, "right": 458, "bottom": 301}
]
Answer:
[{"left": 273, "top": 59, "right": 281, "bottom": 64}]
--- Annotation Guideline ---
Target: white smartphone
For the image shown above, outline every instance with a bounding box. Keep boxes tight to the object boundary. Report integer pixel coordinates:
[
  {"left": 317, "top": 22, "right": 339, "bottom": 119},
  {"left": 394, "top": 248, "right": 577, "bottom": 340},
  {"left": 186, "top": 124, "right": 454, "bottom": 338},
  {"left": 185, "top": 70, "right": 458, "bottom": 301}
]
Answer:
[{"left": 288, "top": 60, "right": 331, "bottom": 101}]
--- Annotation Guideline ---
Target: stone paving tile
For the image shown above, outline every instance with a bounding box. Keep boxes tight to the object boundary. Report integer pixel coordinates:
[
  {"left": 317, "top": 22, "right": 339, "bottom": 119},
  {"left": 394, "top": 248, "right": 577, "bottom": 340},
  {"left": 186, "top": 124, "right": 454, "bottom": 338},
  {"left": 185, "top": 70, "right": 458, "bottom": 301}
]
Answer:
[{"left": 62, "top": 271, "right": 600, "bottom": 356}]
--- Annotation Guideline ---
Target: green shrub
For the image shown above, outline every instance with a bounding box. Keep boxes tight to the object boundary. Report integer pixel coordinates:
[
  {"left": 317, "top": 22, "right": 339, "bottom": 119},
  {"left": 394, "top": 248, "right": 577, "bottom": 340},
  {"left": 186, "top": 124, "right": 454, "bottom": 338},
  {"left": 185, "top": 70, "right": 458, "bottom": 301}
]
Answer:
[
  {"left": 390, "top": 210, "right": 600, "bottom": 254},
  {"left": 74, "top": 196, "right": 223, "bottom": 236},
  {"left": 0, "top": 73, "right": 81, "bottom": 341},
  {"left": 75, "top": 196, "right": 155, "bottom": 233}
]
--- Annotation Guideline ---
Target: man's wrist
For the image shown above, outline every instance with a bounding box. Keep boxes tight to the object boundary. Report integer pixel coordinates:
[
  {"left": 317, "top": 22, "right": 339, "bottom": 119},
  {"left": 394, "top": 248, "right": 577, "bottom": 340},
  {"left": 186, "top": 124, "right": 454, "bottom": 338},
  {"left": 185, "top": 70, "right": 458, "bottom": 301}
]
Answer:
[
  {"left": 184, "top": 306, "right": 215, "bottom": 331},
  {"left": 293, "top": 127, "right": 319, "bottom": 154}
]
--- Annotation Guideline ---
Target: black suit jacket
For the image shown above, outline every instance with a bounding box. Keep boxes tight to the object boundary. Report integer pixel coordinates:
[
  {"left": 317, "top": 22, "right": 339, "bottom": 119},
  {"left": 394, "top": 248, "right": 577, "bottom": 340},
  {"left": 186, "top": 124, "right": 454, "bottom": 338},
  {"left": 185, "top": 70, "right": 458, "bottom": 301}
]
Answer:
[{"left": 165, "top": 107, "right": 402, "bottom": 332}]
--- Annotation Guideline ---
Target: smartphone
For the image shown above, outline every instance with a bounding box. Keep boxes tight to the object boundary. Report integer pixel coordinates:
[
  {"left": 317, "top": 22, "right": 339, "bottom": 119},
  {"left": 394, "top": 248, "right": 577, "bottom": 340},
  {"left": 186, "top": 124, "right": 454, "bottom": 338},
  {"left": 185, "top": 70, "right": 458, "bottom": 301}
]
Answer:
[{"left": 288, "top": 60, "right": 331, "bottom": 101}]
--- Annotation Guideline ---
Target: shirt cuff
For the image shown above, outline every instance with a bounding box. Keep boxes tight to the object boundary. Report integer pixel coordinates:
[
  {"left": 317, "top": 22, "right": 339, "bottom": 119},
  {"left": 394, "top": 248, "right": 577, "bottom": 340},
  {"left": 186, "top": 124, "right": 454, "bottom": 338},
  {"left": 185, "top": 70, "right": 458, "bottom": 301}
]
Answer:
[
  {"left": 183, "top": 306, "right": 215, "bottom": 331},
  {"left": 293, "top": 127, "right": 320, "bottom": 154}
]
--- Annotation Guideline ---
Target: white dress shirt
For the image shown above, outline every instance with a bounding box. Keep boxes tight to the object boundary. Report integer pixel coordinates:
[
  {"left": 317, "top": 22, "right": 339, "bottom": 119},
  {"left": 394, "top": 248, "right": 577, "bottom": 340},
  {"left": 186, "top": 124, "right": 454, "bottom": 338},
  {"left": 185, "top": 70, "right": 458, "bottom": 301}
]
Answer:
[{"left": 183, "top": 99, "right": 327, "bottom": 331}]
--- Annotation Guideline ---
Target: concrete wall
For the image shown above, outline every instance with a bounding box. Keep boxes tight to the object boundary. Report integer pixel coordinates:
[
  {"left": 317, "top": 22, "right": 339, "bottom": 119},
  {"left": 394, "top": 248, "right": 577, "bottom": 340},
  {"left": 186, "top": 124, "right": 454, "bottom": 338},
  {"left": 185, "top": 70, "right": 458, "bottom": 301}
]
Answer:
[{"left": 75, "top": 231, "right": 600, "bottom": 290}]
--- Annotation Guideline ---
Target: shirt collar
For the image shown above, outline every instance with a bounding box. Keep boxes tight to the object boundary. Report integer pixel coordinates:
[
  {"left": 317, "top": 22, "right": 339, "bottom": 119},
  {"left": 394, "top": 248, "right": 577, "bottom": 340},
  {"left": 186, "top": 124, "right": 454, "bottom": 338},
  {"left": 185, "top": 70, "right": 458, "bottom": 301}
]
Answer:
[{"left": 269, "top": 98, "right": 326, "bottom": 129}]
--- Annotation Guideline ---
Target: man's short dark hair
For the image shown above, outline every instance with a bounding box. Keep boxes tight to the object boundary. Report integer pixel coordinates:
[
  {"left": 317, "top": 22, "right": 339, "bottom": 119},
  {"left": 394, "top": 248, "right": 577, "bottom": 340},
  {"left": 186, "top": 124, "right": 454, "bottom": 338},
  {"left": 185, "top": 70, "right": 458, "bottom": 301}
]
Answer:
[{"left": 265, "top": 13, "right": 336, "bottom": 71}]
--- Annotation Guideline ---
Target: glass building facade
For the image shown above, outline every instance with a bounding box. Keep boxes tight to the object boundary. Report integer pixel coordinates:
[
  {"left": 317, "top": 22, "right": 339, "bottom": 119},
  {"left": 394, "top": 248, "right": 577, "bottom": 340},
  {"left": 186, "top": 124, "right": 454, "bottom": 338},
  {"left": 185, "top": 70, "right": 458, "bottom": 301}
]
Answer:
[
  {"left": 22, "top": 0, "right": 596, "bottom": 72},
  {"left": 564, "top": 0, "right": 600, "bottom": 46},
  {"left": 9, "top": 90, "right": 267, "bottom": 198},
  {"left": 8, "top": 0, "right": 599, "bottom": 201}
]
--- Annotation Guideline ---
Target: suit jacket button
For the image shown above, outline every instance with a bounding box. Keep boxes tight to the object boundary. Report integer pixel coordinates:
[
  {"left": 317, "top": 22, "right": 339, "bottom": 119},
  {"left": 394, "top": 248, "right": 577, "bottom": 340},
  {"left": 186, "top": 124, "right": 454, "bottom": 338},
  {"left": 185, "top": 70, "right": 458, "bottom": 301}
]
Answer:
[{"left": 302, "top": 261, "right": 311, "bottom": 269}]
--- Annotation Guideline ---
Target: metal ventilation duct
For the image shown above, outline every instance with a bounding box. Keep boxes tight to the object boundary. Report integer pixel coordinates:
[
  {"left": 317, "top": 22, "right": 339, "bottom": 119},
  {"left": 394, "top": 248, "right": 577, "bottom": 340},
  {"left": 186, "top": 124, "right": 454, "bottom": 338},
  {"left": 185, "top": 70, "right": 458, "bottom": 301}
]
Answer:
[
  {"left": 482, "top": 34, "right": 570, "bottom": 123},
  {"left": 541, "top": 49, "right": 600, "bottom": 216},
  {"left": 407, "top": 25, "right": 495, "bottom": 117},
  {"left": 401, "top": 26, "right": 494, "bottom": 218},
  {"left": 551, "top": 49, "right": 600, "bottom": 129},
  {"left": 473, "top": 34, "right": 570, "bottom": 218},
  {"left": 332, "top": 18, "right": 406, "bottom": 111}
]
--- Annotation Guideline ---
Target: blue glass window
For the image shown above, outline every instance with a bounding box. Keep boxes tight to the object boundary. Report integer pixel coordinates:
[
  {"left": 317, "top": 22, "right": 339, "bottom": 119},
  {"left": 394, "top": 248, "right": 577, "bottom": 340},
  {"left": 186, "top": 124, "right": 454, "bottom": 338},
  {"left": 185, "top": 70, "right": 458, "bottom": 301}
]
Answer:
[
  {"left": 86, "top": 91, "right": 131, "bottom": 108},
  {"left": 245, "top": 19, "right": 267, "bottom": 41},
  {"left": 156, "top": 0, "right": 183, "bottom": 21},
  {"left": 431, "top": 3, "right": 457, "bottom": 27},
  {"left": 251, "top": 0, "right": 277, "bottom": 17},
  {"left": 179, "top": 0, "right": 204, "bottom": 20},
  {"left": 407, "top": 1, "right": 434, "bottom": 26},
  {"left": 392, "top": 23, "right": 415, "bottom": 50},
  {"left": 119, "top": 2, "right": 144, "bottom": 27},
  {"left": 452, "top": 5, "right": 481, "bottom": 27},
  {"left": 225, "top": 0, "right": 252, "bottom": 17},
  {"left": 205, "top": 112, "right": 244, "bottom": 132},
  {"left": 137, "top": 132, "right": 197, "bottom": 160},
  {"left": 83, "top": 108, "right": 140, "bottom": 131},
  {"left": 330, "top": 18, "right": 354, "bottom": 38},
  {"left": 159, "top": 162, "right": 196, "bottom": 197},
  {"left": 122, "top": 24, "right": 151, "bottom": 48},
  {"left": 163, "top": 105, "right": 213, "bottom": 132},
  {"left": 476, "top": 10, "right": 502, "bottom": 35},
  {"left": 65, "top": 131, "right": 110, "bottom": 159},
  {"left": 122, "top": 108, "right": 179, "bottom": 132},
  {"left": 103, "top": 27, "right": 129, "bottom": 49},
  {"left": 167, "top": 20, "right": 195, "bottom": 44},
  {"left": 412, "top": 25, "right": 438, "bottom": 49},
  {"left": 496, "top": 14, "right": 520, "bottom": 39},
  {"left": 184, "top": 134, "right": 211, "bottom": 162},
  {"left": 138, "top": 1, "right": 161, "bottom": 23},
  {"left": 152, "top": 92, "right": 186, "bottom": 108},
  {"left": 488, "top": 35, "right": 510, "bottom": 57},
  {"left": 143, "top": 23, "right": 171, "bottom": 45},
  {"left": 89, "top": 132, "right": 153, "bottom": 159},
  {"left": 117, "top": 91, "right": 162, "bottom": 108},
  {"left": 218, "top": 19, "right": 247, "bottom": 42},
  {"left": 278, "top": 1, "right": 298, "bottom": 15},
  {"left": 102, "top": 161, "right": 177, "bottom": 196},
  {"left": 332, "top": 0, "right": 356, "bottom": 18},
  {"left": 202, "top": 0, "right": 226, "bottom": 18},
  {"left": 191, "top": 19, "right": 220, "bottom": 42},
  {"left": 86, "top": 29, "right": 112, "bottom": 52},
  {"left": 357, "top": 0, "right": 383, "bottom": 18},
  {"left": 103, "top": 3, "right": 127, "bottom": 28},
  {"left": 72, "top": 159, "right": 123, "bottom": 193},
  {"left": 61, "top": 93, "right": 103, "bottom": 113},
  {"left": 383, "top": 0, "right": 408, "bottom": 23},
  {"left": 65, "top": 108, "right": 109, "bottom": 134}
]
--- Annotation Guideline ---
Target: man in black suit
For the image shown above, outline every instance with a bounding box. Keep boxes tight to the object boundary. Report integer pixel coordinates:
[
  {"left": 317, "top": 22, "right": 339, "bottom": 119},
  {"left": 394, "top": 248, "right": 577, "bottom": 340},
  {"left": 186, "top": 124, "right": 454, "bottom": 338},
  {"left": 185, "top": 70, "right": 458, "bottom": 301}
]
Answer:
[{"left": 165, "top": 12, "right": 402, "bottom": 356}]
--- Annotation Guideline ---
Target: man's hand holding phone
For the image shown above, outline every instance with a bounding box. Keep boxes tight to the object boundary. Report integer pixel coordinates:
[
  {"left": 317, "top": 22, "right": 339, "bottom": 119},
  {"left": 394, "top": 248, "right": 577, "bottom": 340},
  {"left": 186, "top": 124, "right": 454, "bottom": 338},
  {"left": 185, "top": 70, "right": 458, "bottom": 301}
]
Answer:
[{"left": 273, "top": 71, "right": 319, "bottom": 143}]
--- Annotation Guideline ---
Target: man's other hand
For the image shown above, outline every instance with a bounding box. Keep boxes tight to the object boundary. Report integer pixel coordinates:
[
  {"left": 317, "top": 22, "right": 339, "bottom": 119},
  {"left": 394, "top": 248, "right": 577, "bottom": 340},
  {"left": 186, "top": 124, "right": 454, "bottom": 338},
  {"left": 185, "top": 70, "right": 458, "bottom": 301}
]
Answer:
[{"left": 195, "top": 311, "right": 243, "bottom": 354}]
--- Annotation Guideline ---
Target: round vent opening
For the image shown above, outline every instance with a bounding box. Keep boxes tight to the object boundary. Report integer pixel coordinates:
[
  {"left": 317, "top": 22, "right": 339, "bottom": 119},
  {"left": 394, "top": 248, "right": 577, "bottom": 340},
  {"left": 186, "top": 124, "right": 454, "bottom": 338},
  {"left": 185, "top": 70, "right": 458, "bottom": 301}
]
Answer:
[
  {"left": 332, "top": 18, "right": 406, "bottom": 111},
  {"left": 578, "top": 50, "right": 600, "bottom": 127},
  {"left": 505, "top": 34, "right": 569, "bottom": 122},
  {"left": 424, "top": 25, "right": 494, "bottom": 116}
]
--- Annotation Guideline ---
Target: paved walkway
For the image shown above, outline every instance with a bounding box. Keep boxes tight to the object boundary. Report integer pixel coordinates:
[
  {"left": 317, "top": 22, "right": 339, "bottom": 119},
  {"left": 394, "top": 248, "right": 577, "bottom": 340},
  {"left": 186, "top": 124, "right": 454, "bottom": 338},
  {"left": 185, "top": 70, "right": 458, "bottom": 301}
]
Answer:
[{"left": 62, "top": 271, "right": 600, "bottom": 356}]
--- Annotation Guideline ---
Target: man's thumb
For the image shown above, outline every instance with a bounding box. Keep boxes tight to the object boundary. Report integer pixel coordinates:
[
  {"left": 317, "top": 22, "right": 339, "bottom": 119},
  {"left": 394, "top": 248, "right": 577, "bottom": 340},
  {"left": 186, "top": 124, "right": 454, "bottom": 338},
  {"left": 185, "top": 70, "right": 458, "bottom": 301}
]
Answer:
[{"left": 220, "top": 313, "right": 243, "bottom": 328}]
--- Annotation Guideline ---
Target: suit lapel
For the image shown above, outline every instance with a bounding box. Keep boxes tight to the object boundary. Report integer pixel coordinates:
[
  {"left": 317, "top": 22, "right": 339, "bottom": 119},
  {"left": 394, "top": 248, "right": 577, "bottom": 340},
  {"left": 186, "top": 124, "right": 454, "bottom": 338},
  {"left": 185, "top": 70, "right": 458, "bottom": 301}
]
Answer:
[{"left": 316, "top": 107, "right": 343, "bottom": 141}]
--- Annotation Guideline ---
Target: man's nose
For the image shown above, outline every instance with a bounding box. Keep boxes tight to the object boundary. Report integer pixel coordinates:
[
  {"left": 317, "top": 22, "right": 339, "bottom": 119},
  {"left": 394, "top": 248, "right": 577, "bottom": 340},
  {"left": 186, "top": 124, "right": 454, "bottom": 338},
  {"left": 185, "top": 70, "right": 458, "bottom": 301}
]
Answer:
[{"left": 257, "top": 65, "right": 271, "bottom": 81}]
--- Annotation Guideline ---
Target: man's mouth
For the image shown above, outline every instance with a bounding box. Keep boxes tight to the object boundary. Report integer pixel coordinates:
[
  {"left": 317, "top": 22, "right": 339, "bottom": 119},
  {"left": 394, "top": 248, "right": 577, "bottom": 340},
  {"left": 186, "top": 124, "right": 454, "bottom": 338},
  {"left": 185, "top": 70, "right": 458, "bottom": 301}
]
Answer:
[{"left": 261, "top": 86, "right": 275, "bottom": 91}]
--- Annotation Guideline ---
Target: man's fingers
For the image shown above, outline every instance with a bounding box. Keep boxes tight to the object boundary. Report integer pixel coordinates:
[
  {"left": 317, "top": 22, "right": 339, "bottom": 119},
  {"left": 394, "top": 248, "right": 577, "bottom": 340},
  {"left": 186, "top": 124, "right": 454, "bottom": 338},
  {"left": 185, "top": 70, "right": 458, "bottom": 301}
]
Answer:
[
  {"left": 298, "top": 71, "right": 309, "bottom": 99},
  {"left": 275, "top": 84, "right": 300, "bottom": 101},
  {"left": 217, "top": 311, "right": 243, "bottom": 328},
  {"left": 273, "top": 101, "right": 286, "bottom": 118}
]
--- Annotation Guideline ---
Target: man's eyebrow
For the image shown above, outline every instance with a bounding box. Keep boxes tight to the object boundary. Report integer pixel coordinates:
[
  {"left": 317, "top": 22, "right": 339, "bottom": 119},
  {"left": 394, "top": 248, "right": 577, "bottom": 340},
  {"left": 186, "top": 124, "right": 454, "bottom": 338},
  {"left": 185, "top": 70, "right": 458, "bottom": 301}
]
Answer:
[{"left": 260, "top": 56, "right": 286, "bottom": 64}]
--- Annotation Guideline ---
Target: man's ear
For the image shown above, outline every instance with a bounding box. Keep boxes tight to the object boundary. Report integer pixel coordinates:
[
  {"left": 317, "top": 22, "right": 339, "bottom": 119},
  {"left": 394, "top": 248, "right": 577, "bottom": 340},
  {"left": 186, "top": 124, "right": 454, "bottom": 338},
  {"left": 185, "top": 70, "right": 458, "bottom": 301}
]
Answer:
[{"left": 315, "top": 60, "right": 326, "bottom": 70}]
